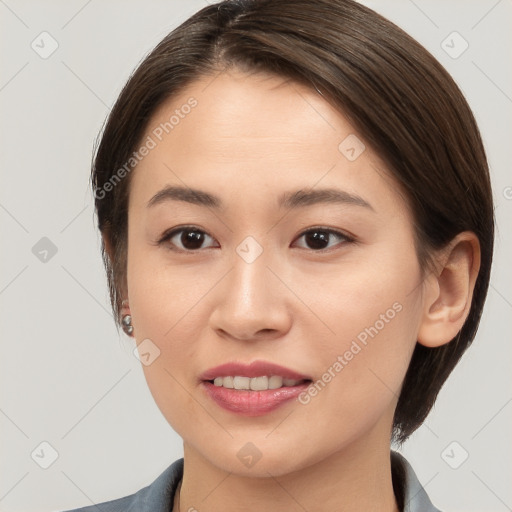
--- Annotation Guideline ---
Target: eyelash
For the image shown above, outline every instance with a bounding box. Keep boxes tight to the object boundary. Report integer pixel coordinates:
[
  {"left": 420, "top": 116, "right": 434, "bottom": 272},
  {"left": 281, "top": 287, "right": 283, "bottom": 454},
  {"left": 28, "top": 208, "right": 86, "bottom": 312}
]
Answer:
[{"left": 157, "top": 225, "right": 356, "bottom": 254}]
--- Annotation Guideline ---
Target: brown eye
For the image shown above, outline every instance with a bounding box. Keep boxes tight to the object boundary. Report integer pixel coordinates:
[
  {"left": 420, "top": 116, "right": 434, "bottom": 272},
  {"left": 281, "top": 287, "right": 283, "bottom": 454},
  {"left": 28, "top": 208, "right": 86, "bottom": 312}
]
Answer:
[
  {"left": 159, "top": 227, "right": 218, "bottom": 252},
  {"left": 158, "top": 226, "right": 353, "bottom": 253},
  {"left": 293, "top": 228, "right": 353, "bottom": 251}
]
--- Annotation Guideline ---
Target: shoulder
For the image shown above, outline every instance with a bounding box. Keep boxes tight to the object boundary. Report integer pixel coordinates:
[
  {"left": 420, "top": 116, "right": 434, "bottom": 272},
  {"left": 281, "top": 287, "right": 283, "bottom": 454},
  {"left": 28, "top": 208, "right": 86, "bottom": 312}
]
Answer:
[
  {"left": 59, "top": 458, "right": 183, "bottom": 512},
  {"left": 391, "top": 450, "right": 443, "bottom": 512}
]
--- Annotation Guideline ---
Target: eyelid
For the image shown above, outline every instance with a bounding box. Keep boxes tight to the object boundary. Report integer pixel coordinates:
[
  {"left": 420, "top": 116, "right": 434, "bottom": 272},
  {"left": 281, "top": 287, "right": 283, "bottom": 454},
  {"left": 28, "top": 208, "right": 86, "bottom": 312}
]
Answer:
[
  {"left": 157, "top": 225, "right": 356, "bottom": 252},
  {"left": 296, "top": 226, "right": 355, "bottom": 241},
  {"left": 292, "top": 226, "right": 356, "bottom": 250},
  {"left": 157, "top": 225, "right": 218, "bottom": 251}
]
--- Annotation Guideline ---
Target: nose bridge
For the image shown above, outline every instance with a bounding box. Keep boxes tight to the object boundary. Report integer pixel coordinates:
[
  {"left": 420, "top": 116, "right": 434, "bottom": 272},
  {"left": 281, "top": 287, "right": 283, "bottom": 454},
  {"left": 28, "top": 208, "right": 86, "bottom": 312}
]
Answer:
[
  {"left": 209, "top": 234, "right": 290, "bottom": 340},
  {"left": 230, "top": 234, "right": 275, "bottom": 307}
]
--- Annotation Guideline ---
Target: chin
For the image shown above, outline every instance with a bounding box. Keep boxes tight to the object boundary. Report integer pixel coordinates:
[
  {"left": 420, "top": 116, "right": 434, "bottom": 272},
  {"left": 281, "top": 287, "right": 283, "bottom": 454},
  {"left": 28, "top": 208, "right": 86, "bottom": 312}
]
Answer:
[{"left": 197, "top": 439, "right": 324, "bottom": 479}]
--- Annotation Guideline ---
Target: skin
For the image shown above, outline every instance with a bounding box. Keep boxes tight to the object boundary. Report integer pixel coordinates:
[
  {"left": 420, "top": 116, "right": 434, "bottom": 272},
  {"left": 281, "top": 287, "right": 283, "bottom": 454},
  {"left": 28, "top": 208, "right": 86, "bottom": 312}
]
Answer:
[{"left": 110, "top": 68, "right": 479, "bottom": 511}]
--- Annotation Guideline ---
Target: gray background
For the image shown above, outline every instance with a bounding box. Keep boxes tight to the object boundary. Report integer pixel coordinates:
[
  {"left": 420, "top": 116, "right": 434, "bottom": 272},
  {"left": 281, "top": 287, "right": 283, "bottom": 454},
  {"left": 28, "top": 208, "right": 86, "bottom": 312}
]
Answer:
[{"left": 0, "top": 1, "right": 510, "bottom": 511}]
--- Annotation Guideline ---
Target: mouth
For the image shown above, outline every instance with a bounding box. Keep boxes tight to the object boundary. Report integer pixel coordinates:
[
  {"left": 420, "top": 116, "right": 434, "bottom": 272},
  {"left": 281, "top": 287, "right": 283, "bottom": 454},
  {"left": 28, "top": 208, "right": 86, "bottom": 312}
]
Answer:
[
  {"left": 200, "top": 361, "right": 312, "bottom": 416},
  {"left": 207, "top": 375, "right": 309, "bottom": 390}
]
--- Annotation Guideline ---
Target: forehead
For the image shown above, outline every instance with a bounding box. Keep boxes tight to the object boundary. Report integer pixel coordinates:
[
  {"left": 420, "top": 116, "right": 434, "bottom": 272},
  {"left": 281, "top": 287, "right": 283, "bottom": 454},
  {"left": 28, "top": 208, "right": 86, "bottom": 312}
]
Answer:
[
  {"left": 148, "top": 69, "right": 353, "bottom": 156},
  {"left": 129, "top": 69, "right": 410, "bottom": 218}
]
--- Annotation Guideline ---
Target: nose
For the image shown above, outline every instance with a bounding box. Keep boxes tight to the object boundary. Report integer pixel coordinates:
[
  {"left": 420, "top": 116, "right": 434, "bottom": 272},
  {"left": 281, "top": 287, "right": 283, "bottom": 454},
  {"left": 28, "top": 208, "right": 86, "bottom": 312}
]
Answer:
[{"left": 208, "top": 244, "right": 292, "bottom": 343}]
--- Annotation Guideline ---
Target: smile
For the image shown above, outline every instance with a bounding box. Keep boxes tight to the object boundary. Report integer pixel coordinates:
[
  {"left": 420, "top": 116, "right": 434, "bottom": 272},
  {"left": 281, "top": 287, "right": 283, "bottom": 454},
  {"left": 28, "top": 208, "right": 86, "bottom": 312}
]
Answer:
[
  {"left": 200, "top": 361, "right": 312, "bottom": 416},
  {"left": 211, "top": 375, "right": 306, "bottom": 390}
]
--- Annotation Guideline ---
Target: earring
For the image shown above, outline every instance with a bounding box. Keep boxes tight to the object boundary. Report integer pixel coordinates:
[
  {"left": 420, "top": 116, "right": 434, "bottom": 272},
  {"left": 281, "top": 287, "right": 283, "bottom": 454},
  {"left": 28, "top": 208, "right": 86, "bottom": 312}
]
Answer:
[
  {"left": 121, "top": 314, "right": 134, "bottom": 335},
  {"left": 121, "top": 300, "right": 133, "bottom": 336}
]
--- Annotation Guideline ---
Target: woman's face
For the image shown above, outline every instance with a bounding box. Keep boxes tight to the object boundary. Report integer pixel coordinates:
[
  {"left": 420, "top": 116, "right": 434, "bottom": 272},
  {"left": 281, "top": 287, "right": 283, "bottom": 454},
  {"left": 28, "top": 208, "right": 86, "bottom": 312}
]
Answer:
[{"left": 126, "top": 69, "right": 426, "bottom": 476}]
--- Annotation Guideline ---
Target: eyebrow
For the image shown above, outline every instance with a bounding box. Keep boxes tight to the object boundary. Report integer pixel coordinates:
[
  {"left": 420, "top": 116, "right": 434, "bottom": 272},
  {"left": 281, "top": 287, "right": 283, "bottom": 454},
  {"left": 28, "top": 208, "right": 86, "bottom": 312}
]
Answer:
[{"left": 147, "top": 185, "right": 374, "bottom": 211}]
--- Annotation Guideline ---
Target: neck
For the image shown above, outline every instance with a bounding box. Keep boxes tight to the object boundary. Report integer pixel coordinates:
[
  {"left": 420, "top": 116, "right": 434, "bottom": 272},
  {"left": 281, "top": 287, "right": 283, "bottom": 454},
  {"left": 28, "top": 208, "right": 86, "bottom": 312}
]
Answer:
[{"left": 175, "top": 433, "right": 400, "bottom": 512}]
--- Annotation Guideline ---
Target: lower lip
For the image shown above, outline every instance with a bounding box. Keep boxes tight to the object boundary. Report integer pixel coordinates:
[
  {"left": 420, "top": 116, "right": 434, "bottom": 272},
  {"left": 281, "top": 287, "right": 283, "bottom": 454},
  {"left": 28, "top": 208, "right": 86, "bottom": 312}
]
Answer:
[{"left": 202, "top": 381, "right": 310, "bottom": 416}]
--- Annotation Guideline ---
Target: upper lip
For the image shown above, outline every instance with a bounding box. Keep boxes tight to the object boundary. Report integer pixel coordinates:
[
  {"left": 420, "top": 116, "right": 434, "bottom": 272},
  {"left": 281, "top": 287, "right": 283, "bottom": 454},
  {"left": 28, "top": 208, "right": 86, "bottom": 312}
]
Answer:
[{"left": 200, "top": 360, "right": 312, "bottom": 381}]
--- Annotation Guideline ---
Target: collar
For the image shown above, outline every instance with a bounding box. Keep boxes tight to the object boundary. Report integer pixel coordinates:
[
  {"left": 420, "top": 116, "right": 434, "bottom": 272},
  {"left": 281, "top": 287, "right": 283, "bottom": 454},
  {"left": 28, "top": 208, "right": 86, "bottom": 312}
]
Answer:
[
  {"left": 104, "top": 451, "right": 441, "bottom": 512},
  {"left": 391, "top": 451, "right": 442, "bottom": 512}
]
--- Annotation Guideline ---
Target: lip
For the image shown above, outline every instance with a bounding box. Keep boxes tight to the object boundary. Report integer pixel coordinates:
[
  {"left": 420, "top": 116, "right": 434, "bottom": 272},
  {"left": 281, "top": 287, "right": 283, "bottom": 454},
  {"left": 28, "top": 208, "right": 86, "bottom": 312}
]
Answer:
[
  {"left": 202, "top": 381, "right": 310, "bottom": 416},
  {"left": 200, "top": 360, "right": 312, "bottom": 417},
  {"left": 200, "top": 360, "right": 312, "bottom": 381}
]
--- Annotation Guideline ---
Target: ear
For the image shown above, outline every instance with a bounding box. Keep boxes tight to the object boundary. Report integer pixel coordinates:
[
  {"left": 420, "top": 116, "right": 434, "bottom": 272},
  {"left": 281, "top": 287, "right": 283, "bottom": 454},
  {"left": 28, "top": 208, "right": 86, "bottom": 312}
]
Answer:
[{"left": 417, "top": 232, "right": 481, "bottom": 348}]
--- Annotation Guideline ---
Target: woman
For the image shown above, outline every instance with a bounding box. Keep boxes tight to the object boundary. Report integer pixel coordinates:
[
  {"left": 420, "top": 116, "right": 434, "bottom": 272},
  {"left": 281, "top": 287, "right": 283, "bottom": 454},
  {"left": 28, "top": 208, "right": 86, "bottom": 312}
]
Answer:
[{"left": 62, "top": 0, "right": 494, "bottom": 510}]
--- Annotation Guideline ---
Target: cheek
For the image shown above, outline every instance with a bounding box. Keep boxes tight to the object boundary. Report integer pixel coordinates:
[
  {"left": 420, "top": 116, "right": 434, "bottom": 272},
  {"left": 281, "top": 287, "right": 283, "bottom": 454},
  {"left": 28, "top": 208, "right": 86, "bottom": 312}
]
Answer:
[
  {"left": 292, "top": 298, "right": 421, "bottom": 454},
  {"left": 126, "top": 242, "right": 210, "bottom": 338},
  {"left": 125, "top": 244, "right": 224, "bottom": 423},
  {"left": 299, "top": 247, "right": 423, "bottom": 414},
  {"left": 128, "top": 269, "right": 207, "bottom": 375},
  {"left": 309, "top": 247, "right": 422, "bottom": 353}
]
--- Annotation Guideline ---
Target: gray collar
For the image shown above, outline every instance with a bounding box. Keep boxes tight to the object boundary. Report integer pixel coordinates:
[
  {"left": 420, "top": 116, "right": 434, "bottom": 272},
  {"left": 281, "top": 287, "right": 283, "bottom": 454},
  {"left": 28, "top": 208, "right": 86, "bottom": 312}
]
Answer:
[
  {"left": 63, "top": 451, "right": 442, "bottom": 511},
  {"left": 391, "top": 450, "right": 442, "bottom": 512}
]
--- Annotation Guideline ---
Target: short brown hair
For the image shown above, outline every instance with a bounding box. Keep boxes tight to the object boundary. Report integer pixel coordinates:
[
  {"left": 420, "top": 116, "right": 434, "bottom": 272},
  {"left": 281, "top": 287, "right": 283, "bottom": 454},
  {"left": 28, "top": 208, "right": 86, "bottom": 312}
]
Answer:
[{"left": 92, "top": 0, "right": 494, "bottom": 445}]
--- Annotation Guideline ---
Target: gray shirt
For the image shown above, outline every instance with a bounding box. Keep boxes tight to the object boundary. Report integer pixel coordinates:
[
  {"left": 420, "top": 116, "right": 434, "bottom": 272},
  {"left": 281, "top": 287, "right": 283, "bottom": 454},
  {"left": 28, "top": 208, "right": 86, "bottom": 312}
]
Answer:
[{"left": 61, "top": 450, "right": 441, "bottom": 512}]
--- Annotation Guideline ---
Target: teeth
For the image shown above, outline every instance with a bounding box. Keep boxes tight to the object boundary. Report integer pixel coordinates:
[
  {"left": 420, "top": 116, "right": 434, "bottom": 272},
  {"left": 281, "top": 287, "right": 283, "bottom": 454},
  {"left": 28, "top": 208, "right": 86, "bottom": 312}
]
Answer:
[
  {"left": 233, "top": 376, "right": 250, "bottom": 390},
  {"left": 223, "top": 376, "right": 234, "bottom": 389},
  {"left": 250, "top": 376, "right": 268, "bottom": 391},
  {"left": 212, "top": 375, "right": 302, "bottom": 390},
  {"left": 268, "top": 376, "right": 283, "bottom": 389}
]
